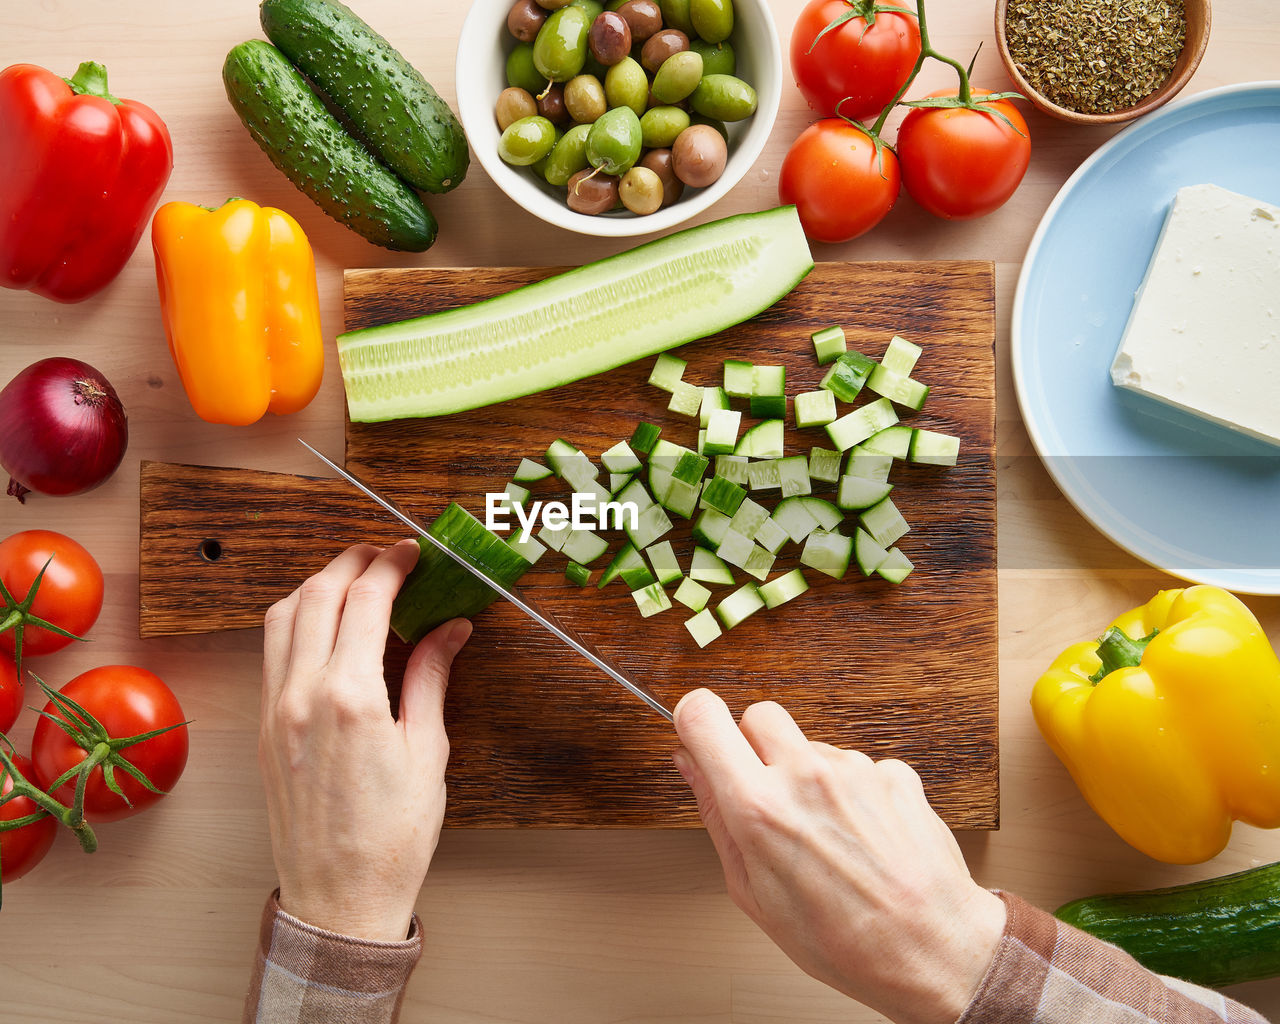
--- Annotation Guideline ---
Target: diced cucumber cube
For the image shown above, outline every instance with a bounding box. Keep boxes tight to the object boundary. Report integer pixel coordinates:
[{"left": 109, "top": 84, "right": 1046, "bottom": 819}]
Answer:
[
  {"left": 704, "top": 407, "right": 742, "bottom": 456},
  {"left": 743, "top": 545, "right": 775, "bottom": 582},
  {"left": 770, "top": 498, "right": 819, "bottom": 544},
  {"left": 645, "top": 540, "right": 683, "bottom": 586},
  {"left": 723, "top": 358, "right": 754, "bottom": 398},
  {"left": 837, "top": 475, "right": 893, "bottom": 511},
  {"left": 747, "top": 459, "right": 781, "bottom": 491},
  {"left": 623, "top": 563, "right": 659, "bottom": 590},
  {"left": 601, "top": 441, "right": 642, "bottom": 475},
  {"left": 794, "top": 389, "right": 837, "bottom": 428},
  {"left": 800, "top": 529, "right": 853, "bottom": 579},
  {"left": 561, "top": 528, "right": 609, "bottom": 564},
  {"left": 811, "top": 325, "right": 847, "bottom": 365},
  {"left": 854, "top": 528, "right": 890, "bottom": 576},
  {"left": 507, "top": 532, "right": 547, "bottom": 565},
  {"left": 609, "top": 472, "right": 634, "bottom": 493},
  {"left": 648, "top": 439, "right": 689, "bottom": 500},
  {"left": 692, "top": 507, "right": 733, "bottom": 548},
  {"left": 862, "top": 424, "right": 913, "bottom": 459},
  {"left": 599, "top": 542, "right": 648, "bottom": 588},
  {"left": 754, "top": 516, "right": 789, "bottom": 554},
  {"left": 749, "top": 365, "right": 786, "bottom": 419},
  {"left": 728, "top": 496, "right": 769, "bottom": 539},
  {"left": 877, "top": 546, "right": 914, "bottom": 584},
  {"left": 702, "top": 475, "right": 747, "bottom": 516},
  {"left": 867, "top": 364, "right": 929, "bottom": 411},
  {"left": 696, "top": 429, "right": 706, "bottom": 455},
  {"left": 826, "top": 397, "right": 899, "bottom": 451},
  {"left": 513, "top": 458, "right": 552, "bottom": 483},
  {"left": 662, "top": 478, "right": 702, "bottom": 519},
  {"left": 795, "top": 497, "right": 843, "bottom": 531},
  {"left": 668, "top": 380, "right": 703, "bottom": 418},
  {"left": 546, "top": 439, "right": 597, "bottom": 486},
  {"left": 674, "top": 576, "right": 712, "bottom": 612},
  {"left": 819, "top": 351, "right": 876, "bottom": 403},
  {"left": 860, "top": 497, "right": 910, "bottom": 548},
  {"left": 808, "top": 447, "right": 843, "bottom": 484},
  {"left": 540, "top": 522, "right": 571, "bottom": 552},
  {"left": 626, "top": 502, "right": 674, "bottom": 549},
  {"left": 715, "top": 454, "right": 749, "bottom": 484},
  {"left": 565, "top": 561, "right": 592, "bottom": 586},
  {"left": 503, "top": 481, "right": 531, "bottom": 508},
  {"left": 759, "top": 568, "right": 809, "bottom": 610},
  {"left": 777, "top": 455, "right": 811, "bottom": 497},
  {"left": 880, "top": 334, "right": 922, "bottom": 376},
  {"left": 690, "top": 547, "right": 735, "bottom": 586},
  {"left": 673, "top": 451, "right": 709, "bottom": 485},
  {"left": 847, "top": 448, "right": 894, "bottom": 481},
  {"left": 716, "top": 528, "right": 755, "bottom": 570},
  {"left": 909, "top": 429, "right": 961, "bottom": 467},
  {"left": 630, "top": 422, "right": 661, "bottom": 454},
  {"left": 716, "top": 583, "right": 765, "bottom": 629},
  {"left": 684, "top": 608, "right": 722, "bottom": 647},
  {"left": 699, "top": 386, "right": 731, "bottom": 427},
  {"left": 615, "top": 478, "right": 654, "bottom": 513},
  {"left": 734, "top": 419, "right": 784, "bottom": 459},
  {"left": 648, "top": 352, "right": 687, "bottom": 393},
  {"left": 632, "top": 581, "right": 672, "bottom": 617}
]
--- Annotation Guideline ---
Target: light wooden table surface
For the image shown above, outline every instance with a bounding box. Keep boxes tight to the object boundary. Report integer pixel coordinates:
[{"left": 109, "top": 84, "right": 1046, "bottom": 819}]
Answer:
[{"left": 3, "top": 1, "right": 1279, "bottom": 1021}]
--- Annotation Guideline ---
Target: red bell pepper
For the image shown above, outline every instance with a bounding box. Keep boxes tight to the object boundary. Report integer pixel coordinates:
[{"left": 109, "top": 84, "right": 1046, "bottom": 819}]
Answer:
[{"left": 0, "top": 61, "right": 173, "bottom": 303}]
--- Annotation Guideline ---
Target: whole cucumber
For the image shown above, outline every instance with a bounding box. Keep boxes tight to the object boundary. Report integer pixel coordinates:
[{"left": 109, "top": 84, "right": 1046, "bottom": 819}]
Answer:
[
  {"left": 1056, "top": 862, "right": 1280, "bottom": 988},
  {"left": 222, "top": 40, "right": 437, "bottom": 252},
  {"left": 260, "top": 0, "right": 468, "bottom": 194}
]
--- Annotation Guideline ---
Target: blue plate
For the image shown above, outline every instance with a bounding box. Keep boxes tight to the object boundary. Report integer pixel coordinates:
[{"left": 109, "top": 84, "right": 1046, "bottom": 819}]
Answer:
[{"left": 1012, "top": 82, "right": 1280, "bottom": 594}]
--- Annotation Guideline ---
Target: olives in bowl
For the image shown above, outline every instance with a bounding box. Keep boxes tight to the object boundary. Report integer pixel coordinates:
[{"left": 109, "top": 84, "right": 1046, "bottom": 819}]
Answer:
[{"left": 456, "top": 0, "right": 781, "bottom": 237}]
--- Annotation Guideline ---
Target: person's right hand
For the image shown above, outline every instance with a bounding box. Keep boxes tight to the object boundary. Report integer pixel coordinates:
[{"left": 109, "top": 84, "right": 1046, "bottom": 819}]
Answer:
[{"left": 672, "top": 689, "right": 1005, "bottom": 1024}]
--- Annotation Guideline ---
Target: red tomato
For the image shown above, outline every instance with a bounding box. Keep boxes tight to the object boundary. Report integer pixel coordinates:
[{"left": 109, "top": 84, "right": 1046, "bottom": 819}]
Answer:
[
  {"left": 0, "top": 530, "right": 103, "bottom": 658},
  {"left": 896, "top": 89, "right": 1031, "bottom": 220},
  {"left": 1, "top": 754, "right": 58, "bottom": 883},
  {"left": 790, "top": 0, "right": 921, "bottom": 120},
  {"left": 779, "top": 119, "right": 901, "bottom": 243},
  {"left": 31, "top": 665, "right": 189, "bottom": 823},
  {"left": 0, "top": 650, "right": 21, "bottom": 733}
]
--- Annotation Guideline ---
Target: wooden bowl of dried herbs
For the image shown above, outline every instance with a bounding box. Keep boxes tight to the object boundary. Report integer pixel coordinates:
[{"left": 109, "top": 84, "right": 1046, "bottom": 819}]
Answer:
[{"left": 995, "top": 0, "right": 1211, "bottom": 125}]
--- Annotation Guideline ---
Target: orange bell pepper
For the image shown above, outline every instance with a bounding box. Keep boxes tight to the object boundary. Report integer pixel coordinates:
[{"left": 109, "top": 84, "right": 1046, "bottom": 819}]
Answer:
[{"left": 151, "top": 198, "right": 323, "bottom": 425}]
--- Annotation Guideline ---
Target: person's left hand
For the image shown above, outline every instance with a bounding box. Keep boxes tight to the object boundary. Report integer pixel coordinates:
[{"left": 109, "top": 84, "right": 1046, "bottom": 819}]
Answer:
[{"left": 259, "top": 540, "right": 472, "bottom": 941}]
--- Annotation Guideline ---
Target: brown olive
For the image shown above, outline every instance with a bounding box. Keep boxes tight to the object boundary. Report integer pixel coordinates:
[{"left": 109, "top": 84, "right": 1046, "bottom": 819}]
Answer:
[
  {"left": 616, "top": 0, "right": 663, "bottom": 43},
  {"left": 537, "top": 82, "right": 571, "bottom": 124},
  {"left": 640, "top": 29, "right": 689, "bottom": 75},
  {"left": 496, "top": 86, "right": 539, "bottom": 131},
  {"left": 639, "top": 148, "right": 684, "bottom": 206},
  {"left": 671, "top": 123, "right": 726, "bottom": 188},
  {"left": 507, "top": 0, "right": 548, "bottom": 42},
  {"left": 588, "top": 11, "right": 633, "bottom": 67},
  {"left": 533, "top": 0, "right": 572, "bottom": 9},
  {"left": 619, "top": 166, "right": 664, "bottom": 215},
  {"left": 566, "top": 168, "right": 621, "bottom": 214}
]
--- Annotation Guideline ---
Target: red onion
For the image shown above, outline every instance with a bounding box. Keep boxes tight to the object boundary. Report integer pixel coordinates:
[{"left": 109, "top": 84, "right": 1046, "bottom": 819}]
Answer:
[{"left": 0, "top": 357, "right": 128, "bottom": 502}]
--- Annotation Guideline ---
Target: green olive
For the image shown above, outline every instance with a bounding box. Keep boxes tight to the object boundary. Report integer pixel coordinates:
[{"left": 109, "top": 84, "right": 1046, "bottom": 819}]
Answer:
[
  {"left": 564, "top": 74, "right": 608, "bottom": 123},
  {"left": 498, "top": 114, "right": 558, "bottom": 166},
  {"left": 532, "top": 5, "right": 591, "bottom": 83},
  {"left": 690, "top": 38, "right": 735, "bottom": 77},
  {"left": 651, "top": 50, "right": 703, "bottom": 104},
  {"left": 689, "top": 73, "right": 757, "bottom": 121},
  {"left": 585, "top": 105, "right": 643, "bottom": 175},
  {"left": 496, "top": 87, "right": 539, "bottom": 131},
  {"left": 569, "top": 0, "right": 605, "bottom": 20},
  {"left": 659, "top": 0, "right": 695, "bottom": 35},
  {"left": 531, "top": 124, "right": 563, "bottom": 177},
  {"left": 506, "top": 43, "right": 548, "bottom": 95},
  {"left": 603, "top": 56, "right": 649, "bottom": 118},
  {"left": 689, "top": 0, "right": 734, "bottom": 44},
  {"left": 619, "top": 166, "right": 664, "bottom": 215},
  {"left": 640, "top": 105, "right": 691, "bottom": 148},
  {"left": 542, "top": 122, "right": 593, "bottom": 185}
]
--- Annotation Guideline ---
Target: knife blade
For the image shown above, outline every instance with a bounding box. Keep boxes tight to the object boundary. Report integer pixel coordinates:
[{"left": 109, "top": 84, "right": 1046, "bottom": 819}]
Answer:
[{"left": 300, "top": 441, "right": 673, "bottom": 721}]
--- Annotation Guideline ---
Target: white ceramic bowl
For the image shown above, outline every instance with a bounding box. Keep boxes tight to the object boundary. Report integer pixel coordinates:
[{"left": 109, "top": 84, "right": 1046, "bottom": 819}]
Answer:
[{"left": 456, "top": 0, "right": 781, "bottom": 237}]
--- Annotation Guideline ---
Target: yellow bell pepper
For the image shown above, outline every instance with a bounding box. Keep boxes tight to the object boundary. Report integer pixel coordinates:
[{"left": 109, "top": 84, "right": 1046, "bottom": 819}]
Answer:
[
  {"left": 151, "top": 198, "right": 323, "bottom": 425},
  {"left": 1032, "top": 586, "right": 1280, "bottom": 864}
]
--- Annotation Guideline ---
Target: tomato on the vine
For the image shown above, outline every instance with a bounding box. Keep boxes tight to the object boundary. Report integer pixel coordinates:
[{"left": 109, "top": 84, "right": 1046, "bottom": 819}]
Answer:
[
  {"left": 896, "top": 88, "right": 1031, "bottom": 221},
  {"left": 779, "top": 118, "right": 901, "bottom": 243},
  {"left": 0, "top": 530, "right": 103, "bottom": 658},
  {"left": 31, "top": 665, "right": 189, "bottom": 823},
  {"left": 1, "top": 754, "right": 57, "bottom": 883},
  {"left": 790, "top": 0, "right": 921, "bottom": 121},
  {"left": 0, "top": 650, "right": 21, "bottom": 734}
]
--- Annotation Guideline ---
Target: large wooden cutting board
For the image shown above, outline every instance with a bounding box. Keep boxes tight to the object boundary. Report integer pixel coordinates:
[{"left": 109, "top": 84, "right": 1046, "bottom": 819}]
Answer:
[{"left": 139, "top": 261, "right": 997, "bottom": 828}]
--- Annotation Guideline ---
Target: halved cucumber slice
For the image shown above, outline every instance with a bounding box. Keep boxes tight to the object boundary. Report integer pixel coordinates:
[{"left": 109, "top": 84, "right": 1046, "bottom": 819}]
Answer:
[
  {"left": 513, "top": 457, "right": 553, "bottom": 483},
  {"left": 690, "top": 547, "right": 735, "bottom": 585},
  {"left": 862, "top": 424, "right": 914, "bottom": 459},
  {"left": 734, "top": 419, "right": 784, "bottom": 458},
  {"left": 759, "top": 568, "right": 809, "bottom": 609},
  {"left": 716, "top": 583, "right": 765, "bottom": 629},
  {"left": 684, "top": 608, "right": 723, "bottom": 647},
  {"left": 877, "top": 546, "right": 914, "bottom": 584},
  {"left": 836, "top": 475, "right": 893, "bottom": 511},
  {"left": 692, "top": 507, "right": 733, "bottom": 548},
  {"left": 854, "top": 527, "right": 890, "bottom": 576},
  {"left": 339, "top": 206, "right": 813, "bottom": 421}
]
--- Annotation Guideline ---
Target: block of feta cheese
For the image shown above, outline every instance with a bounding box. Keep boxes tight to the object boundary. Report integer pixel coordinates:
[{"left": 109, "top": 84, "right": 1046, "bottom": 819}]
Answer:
[{"left": 1109, "top": 183, "right": 1280, "bottom": 447}]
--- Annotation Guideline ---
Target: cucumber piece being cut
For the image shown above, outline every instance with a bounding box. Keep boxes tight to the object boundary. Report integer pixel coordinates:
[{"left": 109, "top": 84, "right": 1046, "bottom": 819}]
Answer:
[
  {"left": 861, "top": 496, "right": 910, "bottom": 548},
  {"left": 759, "top": 568, "right": 809, "bottom": 609},
  {"left": 877, "top": 547, "right": 914, "bottom": 584},
  {"left": 811, "top": 325, "right": 846, "bottom": 365},
  {"left": 507, "top": 532, "right": 547, "bottom": 565},
  {"left": 646, "top": 540, "right": 683, "bottom": 585},
  {"left": 723, "top": 359, "right": 754, "bottom": 398},
  {"left": 684, "top": 608, "right": 723, "bottom": 647},
  {"left": 909, "top": 429, "right": 961, "bottom": 466},
  {"left": 390, "top": 503, "right": 533, "bottom": 643},
  {"left": 690, "top": 547, "right": 735, "bottom": 585},
  {"left": 880, "top": 334, "right": 921, "bottom": 376},
  {"left": 632, "top": 581, "right": 672, "bottom": 617},
  {"left": 819, "top": 351, "right": 875, "bottom": 403},
  {"left": 794, "top": 389, "right": 837, "bottom": 428},
  {"left": 674, "top": 576, "right": 712, "bottom": 612},
  {"left": 716, "top": 583, "right": 765, "bottom": 629},
  {"left": 513, "top": 457, "right": 553, "bottom": 483},
  {"left": 338, "top": 206, "right": 813, "bottom": 422},
  {"left": 808, "top": 447, "right": 843, "bottom": 484},
  {"left": 649, "top": 352, "right": 687, "bottom": 392},
  {"left": 630, "top": 422, "right": 661, "bottom": 454},
  {"left": 826, "top": 397, "right": 899, "bottom": 451},
  {"left": 565, "top": 561, "right": 592, "bottom": 586},
  {"left": 800, "top": 529, "right": 853, "bottom": 579}
]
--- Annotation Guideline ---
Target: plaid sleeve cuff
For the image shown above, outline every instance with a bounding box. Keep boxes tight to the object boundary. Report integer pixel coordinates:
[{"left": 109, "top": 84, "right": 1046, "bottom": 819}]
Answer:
[{"left": 241, "top": 890, "right": 422, "bottom": 1024}]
